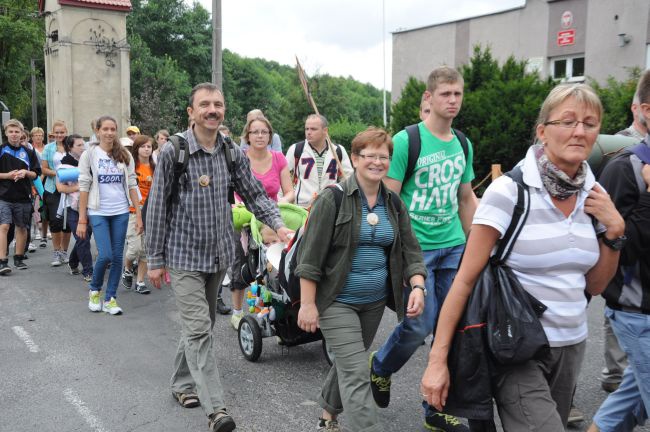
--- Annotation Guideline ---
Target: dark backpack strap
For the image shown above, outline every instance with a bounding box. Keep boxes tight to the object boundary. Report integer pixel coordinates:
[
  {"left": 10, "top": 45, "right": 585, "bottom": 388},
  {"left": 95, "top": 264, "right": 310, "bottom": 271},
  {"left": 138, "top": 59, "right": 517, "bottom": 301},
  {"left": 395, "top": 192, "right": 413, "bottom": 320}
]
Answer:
[
  {"left": 403, "top": 124, "right": 421, "bottom": 184},
  {"left": 494, "top": 166, "right": 530, "bottom": 262},
  {"left": 335, "top": 144, "right": 343, "bottom": 163},
  {"left": 453, "top": 128, "right": 469, "bottom": 163},
  {"left": 168, "top": 134, "right": 190, "bottom": 204},
  {"left": 222, "top": 134, "right": 237, "bottom": 204},
  {"left": 328, "top": 183, "right": 344, "bottom": 222},
  {"left": 293, "top": 141, "right": 305, "bottom": 182}
]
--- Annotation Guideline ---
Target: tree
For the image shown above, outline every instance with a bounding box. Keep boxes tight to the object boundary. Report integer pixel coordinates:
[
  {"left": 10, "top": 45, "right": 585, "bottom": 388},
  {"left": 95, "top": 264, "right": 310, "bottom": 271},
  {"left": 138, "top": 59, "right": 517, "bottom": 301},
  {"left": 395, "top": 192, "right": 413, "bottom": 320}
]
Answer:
[
  {"left": 389, "top": 77, "right": 426, "bottom": 133},
  {"left": 590, "top": 68, "right": 641, "bottom": 135}
]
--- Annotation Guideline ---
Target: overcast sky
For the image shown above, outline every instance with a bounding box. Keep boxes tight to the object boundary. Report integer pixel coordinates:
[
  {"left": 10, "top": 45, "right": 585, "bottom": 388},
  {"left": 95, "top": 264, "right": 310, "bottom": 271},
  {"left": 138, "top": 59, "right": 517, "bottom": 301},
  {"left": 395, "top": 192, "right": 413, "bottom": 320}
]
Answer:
[{"left": 196, "top": 0, "right": 525, "bottom": 89}]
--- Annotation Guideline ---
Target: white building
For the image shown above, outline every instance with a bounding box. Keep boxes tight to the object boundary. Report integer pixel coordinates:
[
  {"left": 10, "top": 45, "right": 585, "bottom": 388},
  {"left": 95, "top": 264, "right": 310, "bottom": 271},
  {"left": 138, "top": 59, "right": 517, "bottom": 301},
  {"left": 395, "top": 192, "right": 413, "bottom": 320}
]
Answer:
[{"left": 392, "top": 0, "right": 650, "bottom": 101}]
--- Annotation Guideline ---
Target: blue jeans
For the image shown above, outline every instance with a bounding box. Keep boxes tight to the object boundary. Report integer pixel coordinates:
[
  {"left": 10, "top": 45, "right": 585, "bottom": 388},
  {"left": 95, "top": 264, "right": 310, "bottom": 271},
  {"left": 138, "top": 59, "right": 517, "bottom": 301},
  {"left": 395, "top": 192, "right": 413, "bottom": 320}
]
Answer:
[
  {"left": 373, "top": 244, "right": 464, "bottom": 377},
  {"left": 66, "top": 209, "right": 93, "bottom": 277},
  {"left": 593, "top": 307, "right": 650, "bottom": 432},
  {"left": 89, "top": 213, "right": 129, "bottom": 301}
]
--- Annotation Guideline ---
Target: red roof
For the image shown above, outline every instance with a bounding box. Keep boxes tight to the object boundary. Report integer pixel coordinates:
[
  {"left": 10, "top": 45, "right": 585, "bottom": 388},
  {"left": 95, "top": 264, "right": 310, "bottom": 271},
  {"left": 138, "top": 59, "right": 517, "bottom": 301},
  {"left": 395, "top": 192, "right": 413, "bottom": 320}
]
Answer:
[{"left": 39, "top": 0, "right": 132, "bottom": 13}]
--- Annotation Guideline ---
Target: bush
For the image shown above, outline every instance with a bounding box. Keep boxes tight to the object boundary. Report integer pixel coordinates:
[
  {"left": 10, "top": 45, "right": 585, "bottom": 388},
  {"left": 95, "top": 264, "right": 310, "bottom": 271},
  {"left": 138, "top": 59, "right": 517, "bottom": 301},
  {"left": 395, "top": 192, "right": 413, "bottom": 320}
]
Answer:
[{"left": 328, "top": 118, "right": 368, "bottom": 152}]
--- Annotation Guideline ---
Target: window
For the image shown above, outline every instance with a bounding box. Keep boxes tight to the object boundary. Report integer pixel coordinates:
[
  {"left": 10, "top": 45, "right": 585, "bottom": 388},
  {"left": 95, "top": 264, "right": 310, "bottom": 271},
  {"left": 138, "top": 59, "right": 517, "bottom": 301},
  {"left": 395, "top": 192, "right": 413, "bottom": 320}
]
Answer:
[{"left": 550, "top": 55, "right": 585, "bottom": 82}]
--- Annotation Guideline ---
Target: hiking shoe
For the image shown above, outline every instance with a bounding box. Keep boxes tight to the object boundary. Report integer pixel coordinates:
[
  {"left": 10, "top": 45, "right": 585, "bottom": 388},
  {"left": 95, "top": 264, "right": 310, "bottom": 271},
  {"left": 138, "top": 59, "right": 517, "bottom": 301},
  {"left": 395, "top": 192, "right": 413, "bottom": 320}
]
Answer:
[
  {"left": 83, "top": 273, "right": 93, "bottom": 282},
  {"left": 51, "top": 251, "right": 63, "bottom": 267},
  {"left": 102, "top": 297, "right": 123, "bottom": 315},
  {"left": 567, "top": 405, "right": 585, "bottom": 425},
  {"left": 424, "top": 413, "right": 469, "bottom": 431},
  {"left": 13, "top": 255, "right": 28, "bottom": 270},
  {"left": 134, "top": 282, "right": 151, "bottom": 295},
  {"left": 0, "top": 259, "right": 11, "bottom": 275},
  {"left": 601, "top": 381, "right": 620, "bottom": 393},
  {"left": 39, "top": 238, "right": 47, "bottom": 248},
  {"left": 28, "top": 242, "right": 37, "bottom": 253},
  {"left": 217, "top": 297, "right": 232, "bottom": 315},
  {"left": 88, "top": 290, "right": 102, "bottom": 312},
  {"left": 208, "top": 411, "right": 236, "bottom": 432},
  {"left": 60, "top": 250, "right": 69, "bottom": 264},
  {"left": 317, "top": 417, "right": 341, "bottom": 432},
  {"left": 68, "top": 263, "right": 81, "bottom": 275},
  {"left": 230, "top": 312, "right": 244, "bottom": 330},
  {"left": 369, "top": 351, "right": 391, "bottom": 408},
  {"left": 121, "top": 269, "right": 133, "bottom": 289}
]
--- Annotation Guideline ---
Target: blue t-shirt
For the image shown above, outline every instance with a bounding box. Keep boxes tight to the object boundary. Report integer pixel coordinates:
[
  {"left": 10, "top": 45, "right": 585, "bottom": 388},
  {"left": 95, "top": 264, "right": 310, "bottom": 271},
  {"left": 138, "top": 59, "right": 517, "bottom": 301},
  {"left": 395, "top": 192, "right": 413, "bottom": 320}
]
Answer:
[{"left": 336, "top": 192, "right": 393, "bottom": 304}]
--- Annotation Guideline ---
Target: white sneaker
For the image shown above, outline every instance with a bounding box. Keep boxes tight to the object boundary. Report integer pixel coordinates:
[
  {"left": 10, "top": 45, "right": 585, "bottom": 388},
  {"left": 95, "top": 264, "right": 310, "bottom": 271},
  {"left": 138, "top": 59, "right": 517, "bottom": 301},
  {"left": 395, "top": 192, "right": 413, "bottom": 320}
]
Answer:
[
  {"left": 28, "top": 242, "right": 37, "bottom": 253},
  {"left": 59, "top": 250, "right": 69, "bottom": 264},
  {"left": 51, "top": 251, "right": 63, "bottom": 267},
  {"left": 230, "top": 312, "right": 244, "bottom": 330},
  {"left": 102, "top": 297, "right": 123, "bottom": 315},
  {"left": 88, "top": 290, "right": 102, "bottom": 312}
]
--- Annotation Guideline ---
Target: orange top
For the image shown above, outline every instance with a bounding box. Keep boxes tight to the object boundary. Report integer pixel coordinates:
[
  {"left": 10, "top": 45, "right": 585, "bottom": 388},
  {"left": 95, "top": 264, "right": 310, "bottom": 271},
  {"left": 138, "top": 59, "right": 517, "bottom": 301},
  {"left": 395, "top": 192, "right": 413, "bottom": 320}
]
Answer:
[{"left": 130, "top": 163, "right": 153, "bottom": 213}]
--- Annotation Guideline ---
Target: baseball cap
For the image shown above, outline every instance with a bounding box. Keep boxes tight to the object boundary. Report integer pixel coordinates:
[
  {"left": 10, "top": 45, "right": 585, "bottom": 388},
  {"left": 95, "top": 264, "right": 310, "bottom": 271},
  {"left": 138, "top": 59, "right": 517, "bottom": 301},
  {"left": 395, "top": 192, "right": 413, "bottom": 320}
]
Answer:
[{"left": 126, "top": 126, "right": 140, "bottom": 134}]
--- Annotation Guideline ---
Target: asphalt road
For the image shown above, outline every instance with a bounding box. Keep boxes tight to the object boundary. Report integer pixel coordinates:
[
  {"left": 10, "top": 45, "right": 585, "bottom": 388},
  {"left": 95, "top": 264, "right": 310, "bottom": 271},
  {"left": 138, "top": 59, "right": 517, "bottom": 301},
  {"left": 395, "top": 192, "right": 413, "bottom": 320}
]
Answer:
[{"left": 1, "top": 246, "right": 648, "bottom": 432}]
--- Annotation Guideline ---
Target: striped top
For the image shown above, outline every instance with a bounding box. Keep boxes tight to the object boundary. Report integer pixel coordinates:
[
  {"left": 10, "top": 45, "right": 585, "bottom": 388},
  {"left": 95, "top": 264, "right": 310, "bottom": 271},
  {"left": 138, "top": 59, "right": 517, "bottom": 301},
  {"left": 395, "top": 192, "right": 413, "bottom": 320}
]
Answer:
[
  {"left": 473, "top": 146, "right": 604, "bottom": 347},
  {"left": 336, "top": 193, "right": 394, "bottom": 304}
]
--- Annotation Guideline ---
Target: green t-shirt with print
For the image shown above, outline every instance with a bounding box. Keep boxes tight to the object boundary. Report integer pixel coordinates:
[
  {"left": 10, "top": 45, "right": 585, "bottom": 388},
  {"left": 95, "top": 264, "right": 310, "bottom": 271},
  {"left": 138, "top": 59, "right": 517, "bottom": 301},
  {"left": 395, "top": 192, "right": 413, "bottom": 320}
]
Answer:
[{"left": 388, "top": 122, "right": 475, "bottom": 250}]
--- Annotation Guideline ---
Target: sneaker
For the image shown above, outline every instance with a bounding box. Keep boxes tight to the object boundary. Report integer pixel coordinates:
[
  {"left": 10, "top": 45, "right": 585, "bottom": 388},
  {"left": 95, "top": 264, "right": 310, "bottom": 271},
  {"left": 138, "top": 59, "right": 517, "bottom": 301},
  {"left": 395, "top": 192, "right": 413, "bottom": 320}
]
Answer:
[
  {"left": 424, "top": 413, "right": 469, "bottom": 431},
  {"left": 13, "top": 255, "right": 28, "bottom": 270},
  {"left": 217, "top": 297, "right": 232, "bottom": 315},
  {"left": 230, "top": 312, "right": 244, "bottom": 330},
  {"left": 567, "top": 405, "right": 585, "bottom": 425},
  {"left": 28, "top": 242, "right": 37, "bottom": 253},
  {"left": 0, "top": 259, "right": 11, "bottom": 275},
  {"left": 134, "top": 282, "right": 151, "bottom": 295},
  {"left": 601, "top": 381, "right": 620, "bottom": 393},
  {"left": 369, "top": 351, "right": 391, "bottom": 408},
  {"left": 68, "top": 263, "right": 80, "bottom": 275},
  {"left": 60, "top": 250, "right": 69, "bottom": 264},
  {"left": 51, "top": 251, "right": 63, "bottom": 267},
  {"left": 88, "top": 290, "right": 102, "bottom": 312},
  {"left": 317, "top": 418, "right": 340, "bottom": 432},
  {"left": 39, "top": 238, "right": 47, "bottom": 248},
  {"left": 208, "top": 412, "right": 236, "bottom": 432},
  {"left": 102, "top": 297, "right": 123, "bottom": 315},
  {"left": 83, "top": 273, "right": 93, "bottom": 282},
  {"left": 121, "top": 269, "right": 133, "bottom": 289}
]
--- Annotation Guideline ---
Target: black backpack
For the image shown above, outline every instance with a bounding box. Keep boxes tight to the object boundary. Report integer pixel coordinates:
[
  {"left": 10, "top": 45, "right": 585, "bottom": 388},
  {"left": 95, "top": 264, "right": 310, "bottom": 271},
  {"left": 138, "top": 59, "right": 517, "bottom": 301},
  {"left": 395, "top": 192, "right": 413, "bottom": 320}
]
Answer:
[
  {"left": 403, "top": 125, "right": 469, "bottom": 184},
  {"left": 292, "top": 140, "right": 343, "bottom": 182},
  {"left": 142, "top": 133, "right": 237, "bottom": 227}
]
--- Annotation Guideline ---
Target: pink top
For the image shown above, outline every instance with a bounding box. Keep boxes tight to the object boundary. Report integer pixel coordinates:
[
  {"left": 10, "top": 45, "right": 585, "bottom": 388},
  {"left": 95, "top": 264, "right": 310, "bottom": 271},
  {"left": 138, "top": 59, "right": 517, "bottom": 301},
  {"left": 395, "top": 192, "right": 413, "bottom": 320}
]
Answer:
[{"left": 238, "top": 151, "right": 287, "bottom": 202}]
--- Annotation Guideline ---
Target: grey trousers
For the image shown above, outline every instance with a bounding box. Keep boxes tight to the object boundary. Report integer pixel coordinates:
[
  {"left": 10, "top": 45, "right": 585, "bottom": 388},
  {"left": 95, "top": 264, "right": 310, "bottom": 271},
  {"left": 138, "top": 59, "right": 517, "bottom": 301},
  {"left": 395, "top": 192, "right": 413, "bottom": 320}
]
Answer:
[
  {"left": 169, "top": 268, "right": 227, "bottom": 416},
  {"left": 493, "top": 340, "right": 586, "bottom": 432},
  {"left": 319, "top": 300, "right": 386, "bottom": 432},
  {"left": 601, "top": 314, "right": 629, "bottom": 385}
]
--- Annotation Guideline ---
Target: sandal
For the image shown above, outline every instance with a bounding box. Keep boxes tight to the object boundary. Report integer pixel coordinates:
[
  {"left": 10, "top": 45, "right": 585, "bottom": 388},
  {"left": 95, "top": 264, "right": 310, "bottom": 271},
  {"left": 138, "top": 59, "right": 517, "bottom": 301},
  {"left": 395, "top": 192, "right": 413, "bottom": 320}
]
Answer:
[
  {"left": 209, "top": 412, "right": 236, "bottom": 432},
  {"left": 172, "top": 391, "right": 200, "bottom": 408}
]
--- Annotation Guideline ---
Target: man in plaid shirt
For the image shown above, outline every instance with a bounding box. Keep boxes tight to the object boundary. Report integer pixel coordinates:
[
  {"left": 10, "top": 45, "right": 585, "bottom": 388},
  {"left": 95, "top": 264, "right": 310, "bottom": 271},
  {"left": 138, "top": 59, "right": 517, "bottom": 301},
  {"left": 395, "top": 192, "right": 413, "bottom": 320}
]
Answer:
[{"left": 146, "top": 83, "right": 292, "bottom": 432}]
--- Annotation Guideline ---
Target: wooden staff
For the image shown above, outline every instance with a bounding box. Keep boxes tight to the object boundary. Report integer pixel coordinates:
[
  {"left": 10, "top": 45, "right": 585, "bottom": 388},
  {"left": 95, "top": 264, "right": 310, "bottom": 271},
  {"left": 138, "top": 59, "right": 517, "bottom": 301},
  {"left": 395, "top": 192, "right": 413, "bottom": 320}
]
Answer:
[{"left": 295, "top": 56, "right": 347, "bottom": 179}]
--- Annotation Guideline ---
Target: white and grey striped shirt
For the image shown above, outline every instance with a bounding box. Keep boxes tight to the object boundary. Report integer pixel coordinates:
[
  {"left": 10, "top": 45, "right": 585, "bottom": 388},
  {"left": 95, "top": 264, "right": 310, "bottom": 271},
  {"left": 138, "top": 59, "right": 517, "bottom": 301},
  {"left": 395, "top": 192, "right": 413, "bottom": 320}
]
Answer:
[{"left": 474, "top": 146, "right": 604, "bottom": 347}]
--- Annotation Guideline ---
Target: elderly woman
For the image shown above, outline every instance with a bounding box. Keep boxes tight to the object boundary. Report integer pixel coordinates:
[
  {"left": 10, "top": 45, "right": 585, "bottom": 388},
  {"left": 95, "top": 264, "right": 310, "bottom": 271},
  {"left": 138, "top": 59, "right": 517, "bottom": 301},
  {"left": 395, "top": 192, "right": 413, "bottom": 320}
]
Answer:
[
  {"left": 421, "top": 83, "right": 625, "bottom": 430},
  {"left": 296, "top": 127, "right": 426, "bottom": 432}
]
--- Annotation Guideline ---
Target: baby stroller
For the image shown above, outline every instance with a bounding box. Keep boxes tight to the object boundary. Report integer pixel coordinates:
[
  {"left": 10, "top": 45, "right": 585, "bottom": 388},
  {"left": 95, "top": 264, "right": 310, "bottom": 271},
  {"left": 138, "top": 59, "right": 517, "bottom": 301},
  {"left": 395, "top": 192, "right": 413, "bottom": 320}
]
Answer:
[{"left": 236, "top": 203, "right": 333, "bottom": 365}]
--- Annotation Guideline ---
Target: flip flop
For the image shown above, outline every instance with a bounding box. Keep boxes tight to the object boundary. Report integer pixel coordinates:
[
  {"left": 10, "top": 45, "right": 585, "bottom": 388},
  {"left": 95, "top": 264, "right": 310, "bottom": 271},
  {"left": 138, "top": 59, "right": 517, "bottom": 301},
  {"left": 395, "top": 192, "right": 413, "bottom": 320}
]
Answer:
[{"left": 172, "top": 391, "right": 200, "bottom": 408}]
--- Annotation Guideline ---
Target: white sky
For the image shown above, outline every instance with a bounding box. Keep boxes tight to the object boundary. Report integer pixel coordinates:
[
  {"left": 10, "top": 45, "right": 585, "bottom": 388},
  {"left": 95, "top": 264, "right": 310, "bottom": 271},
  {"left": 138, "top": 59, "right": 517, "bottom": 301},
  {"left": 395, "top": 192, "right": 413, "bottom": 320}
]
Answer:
[{"left": 196, "top": 0, "right": 525, "bottom": 89}]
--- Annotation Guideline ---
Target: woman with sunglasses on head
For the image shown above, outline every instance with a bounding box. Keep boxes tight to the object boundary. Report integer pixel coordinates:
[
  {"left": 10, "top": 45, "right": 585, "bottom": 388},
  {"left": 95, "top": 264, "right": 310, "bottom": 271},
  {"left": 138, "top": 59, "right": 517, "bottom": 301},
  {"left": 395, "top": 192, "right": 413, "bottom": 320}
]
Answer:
[
  {"left": 296, "top": 127, "right": 426, "bottom": 432},
  {"left": 421, "top": 83, "right": 625, "bottom": 431}
]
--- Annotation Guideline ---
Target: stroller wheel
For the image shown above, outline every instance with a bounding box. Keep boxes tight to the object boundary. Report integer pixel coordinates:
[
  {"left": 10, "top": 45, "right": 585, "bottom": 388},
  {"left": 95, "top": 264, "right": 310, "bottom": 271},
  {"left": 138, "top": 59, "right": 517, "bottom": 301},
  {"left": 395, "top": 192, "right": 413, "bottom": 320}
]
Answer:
[
  {"left": 238, "top": 316, "right": 263, "bottom": 362},
  {"left": 322, "top": 338, "right": 334, "bottom": 366}
]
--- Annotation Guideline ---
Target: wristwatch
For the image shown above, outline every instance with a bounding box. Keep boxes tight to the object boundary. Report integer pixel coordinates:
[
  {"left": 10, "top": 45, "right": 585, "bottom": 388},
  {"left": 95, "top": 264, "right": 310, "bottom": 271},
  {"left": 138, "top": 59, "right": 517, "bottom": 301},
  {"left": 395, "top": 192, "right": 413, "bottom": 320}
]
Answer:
[
  {"left": 412, "top": 284, "right": 427, "bottom": 297},
  {"left": 602, "top": 235, "right": 627, "bottom": 251}
]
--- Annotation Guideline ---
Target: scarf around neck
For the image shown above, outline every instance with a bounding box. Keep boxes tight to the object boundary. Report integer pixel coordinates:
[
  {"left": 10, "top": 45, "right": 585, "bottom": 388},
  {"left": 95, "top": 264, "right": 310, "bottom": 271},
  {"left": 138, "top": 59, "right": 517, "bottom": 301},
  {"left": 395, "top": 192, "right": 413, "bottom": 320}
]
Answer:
[{"left": 533, "top": 143, "right": 587, "bottom": 200}]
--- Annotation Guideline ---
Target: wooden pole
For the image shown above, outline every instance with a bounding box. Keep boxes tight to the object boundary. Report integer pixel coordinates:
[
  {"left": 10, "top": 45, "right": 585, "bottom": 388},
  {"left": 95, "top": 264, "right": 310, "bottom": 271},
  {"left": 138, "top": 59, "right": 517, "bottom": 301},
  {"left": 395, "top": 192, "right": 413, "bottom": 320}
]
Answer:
[{"left": 491, "top": 164, "right": 502, "bottom": 180}]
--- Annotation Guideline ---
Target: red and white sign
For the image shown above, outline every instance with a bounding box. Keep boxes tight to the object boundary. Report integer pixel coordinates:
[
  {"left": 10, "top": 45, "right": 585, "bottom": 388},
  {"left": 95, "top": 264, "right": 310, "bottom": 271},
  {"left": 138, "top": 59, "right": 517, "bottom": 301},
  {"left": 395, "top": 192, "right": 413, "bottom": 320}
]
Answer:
[
  {"left": 561, "top": 10, "right": 573, "bottom": 29},
  {"left": 557, "top": 29, "right": 575, "bottom": 46}
]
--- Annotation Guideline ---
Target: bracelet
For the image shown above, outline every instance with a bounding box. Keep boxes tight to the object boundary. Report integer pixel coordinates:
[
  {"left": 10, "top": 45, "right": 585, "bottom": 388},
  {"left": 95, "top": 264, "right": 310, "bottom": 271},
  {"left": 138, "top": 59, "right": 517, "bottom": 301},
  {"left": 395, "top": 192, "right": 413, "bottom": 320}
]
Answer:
[{"left": 78, "top": 222, "right": 87, "bottom": 225}]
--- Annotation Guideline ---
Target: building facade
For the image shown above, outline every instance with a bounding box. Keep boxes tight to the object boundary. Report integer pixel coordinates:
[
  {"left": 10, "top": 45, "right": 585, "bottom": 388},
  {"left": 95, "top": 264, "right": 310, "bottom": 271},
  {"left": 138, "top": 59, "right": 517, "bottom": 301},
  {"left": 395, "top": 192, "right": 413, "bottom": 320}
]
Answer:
[{"left": 392, "top": 0, "right": 650, "bottom": 101}]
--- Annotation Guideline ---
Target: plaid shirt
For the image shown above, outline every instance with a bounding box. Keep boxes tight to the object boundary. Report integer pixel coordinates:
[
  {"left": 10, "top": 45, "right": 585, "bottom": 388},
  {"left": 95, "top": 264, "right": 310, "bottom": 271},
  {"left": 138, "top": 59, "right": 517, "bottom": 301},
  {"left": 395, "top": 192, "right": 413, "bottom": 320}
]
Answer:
[{"left": 145, "top": 128, "right": 283, "bottom": 272}]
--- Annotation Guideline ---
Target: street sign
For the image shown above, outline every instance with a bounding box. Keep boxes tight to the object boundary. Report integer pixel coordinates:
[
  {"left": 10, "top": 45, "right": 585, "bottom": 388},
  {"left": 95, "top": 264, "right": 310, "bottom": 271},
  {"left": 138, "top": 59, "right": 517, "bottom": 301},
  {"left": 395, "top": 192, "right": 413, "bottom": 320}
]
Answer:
[{"left": 557, "top": 29, "right": 575, "bottom": 47}]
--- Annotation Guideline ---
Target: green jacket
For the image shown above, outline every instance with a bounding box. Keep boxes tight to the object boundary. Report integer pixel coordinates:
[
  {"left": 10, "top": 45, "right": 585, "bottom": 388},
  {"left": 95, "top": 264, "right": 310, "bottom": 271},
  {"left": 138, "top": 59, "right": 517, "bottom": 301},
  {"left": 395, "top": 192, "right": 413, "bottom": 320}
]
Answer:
[{"left": 295, "top": 174, "right": 426, "bottom": 321}]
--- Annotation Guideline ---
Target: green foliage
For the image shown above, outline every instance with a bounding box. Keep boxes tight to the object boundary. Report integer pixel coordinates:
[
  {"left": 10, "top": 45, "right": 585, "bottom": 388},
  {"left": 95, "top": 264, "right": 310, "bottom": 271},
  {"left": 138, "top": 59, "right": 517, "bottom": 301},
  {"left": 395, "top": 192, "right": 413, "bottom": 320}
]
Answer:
[
  {"left": 590, "top": 68, "right": 642, "bottom": 135},
  {"left": 389, "top": 77, "right": 426, "bottom": 133},
  {"left": 0, "top": 0, "right": 45, "bottom": 128},
  {"left": 328, "top": 118, "right": 368, "bottom": 152}
]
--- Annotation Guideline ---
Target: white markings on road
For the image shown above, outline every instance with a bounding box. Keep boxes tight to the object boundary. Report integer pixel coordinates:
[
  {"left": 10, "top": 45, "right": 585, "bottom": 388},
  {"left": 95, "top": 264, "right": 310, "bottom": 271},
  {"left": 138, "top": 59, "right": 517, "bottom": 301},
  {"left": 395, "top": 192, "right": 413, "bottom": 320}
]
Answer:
[
  {"left": 11, "top": 326, "right": 39, "bottom": 353},
  {"left": 63, "top": 388, "right": 108, "bottom": 432}
]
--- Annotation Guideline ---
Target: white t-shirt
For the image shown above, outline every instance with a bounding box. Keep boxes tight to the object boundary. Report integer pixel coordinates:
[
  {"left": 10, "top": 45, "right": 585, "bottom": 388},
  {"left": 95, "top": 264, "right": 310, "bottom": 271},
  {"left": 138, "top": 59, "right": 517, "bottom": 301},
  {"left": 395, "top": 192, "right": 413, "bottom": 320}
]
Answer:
[
  {"left": 53, "top": 150, "right": 65, "bottom": 171},
  {"left": 88, "top": 148, "right": 129, "bottom": 216}
]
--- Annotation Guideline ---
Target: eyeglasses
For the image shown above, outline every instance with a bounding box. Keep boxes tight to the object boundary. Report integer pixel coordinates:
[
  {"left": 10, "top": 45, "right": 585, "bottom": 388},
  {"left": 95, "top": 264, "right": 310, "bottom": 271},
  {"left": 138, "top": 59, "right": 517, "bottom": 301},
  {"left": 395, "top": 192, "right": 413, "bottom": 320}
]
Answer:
[
  {"left": 357, "top": 153, "right": 391, "bottom": 162},
  {"left": 249, "top": 130, "right": 270, "bottom": 136},
  {"left": 544, "top": 119, "right": 600, "bottom": 131}
]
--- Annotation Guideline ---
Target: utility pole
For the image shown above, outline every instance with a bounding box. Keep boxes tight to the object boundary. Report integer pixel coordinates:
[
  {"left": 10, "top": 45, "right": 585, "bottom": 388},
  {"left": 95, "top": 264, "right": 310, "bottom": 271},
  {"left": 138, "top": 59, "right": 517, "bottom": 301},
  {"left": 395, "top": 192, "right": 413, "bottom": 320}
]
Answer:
[
  {"left": 382, "top": 0, "right": 387, "bottom": 127},
  {"left": 31, "top": 58, "right": 38, "bottom": 128},
  {"left": 211, "top": 0, "right": 223, "bottom": 90}
]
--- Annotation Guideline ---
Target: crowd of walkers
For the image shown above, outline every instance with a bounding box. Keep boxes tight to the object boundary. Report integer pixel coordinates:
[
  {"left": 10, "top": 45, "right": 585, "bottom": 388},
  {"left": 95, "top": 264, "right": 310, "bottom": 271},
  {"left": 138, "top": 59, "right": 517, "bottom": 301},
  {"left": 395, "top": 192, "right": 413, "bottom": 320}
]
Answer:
[{"left": 1, "top": 68, "right": 649, "bottom": 432}]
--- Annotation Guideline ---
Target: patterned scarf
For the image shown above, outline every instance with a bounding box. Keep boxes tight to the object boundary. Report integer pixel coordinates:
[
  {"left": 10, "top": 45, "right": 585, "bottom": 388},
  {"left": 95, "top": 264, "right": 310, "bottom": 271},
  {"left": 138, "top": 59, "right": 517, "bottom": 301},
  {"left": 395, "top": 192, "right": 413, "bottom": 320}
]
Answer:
[{"left": 533, "top": 143, "right": 587, "bottom": 200}]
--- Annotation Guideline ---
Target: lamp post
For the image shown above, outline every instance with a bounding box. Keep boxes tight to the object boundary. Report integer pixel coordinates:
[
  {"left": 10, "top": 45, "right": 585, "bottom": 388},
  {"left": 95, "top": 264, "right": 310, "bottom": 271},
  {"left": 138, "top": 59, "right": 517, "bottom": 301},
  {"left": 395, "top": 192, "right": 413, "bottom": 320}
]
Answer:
[{"left": 212, "top": 0, "right": 223, "bottom": 90}]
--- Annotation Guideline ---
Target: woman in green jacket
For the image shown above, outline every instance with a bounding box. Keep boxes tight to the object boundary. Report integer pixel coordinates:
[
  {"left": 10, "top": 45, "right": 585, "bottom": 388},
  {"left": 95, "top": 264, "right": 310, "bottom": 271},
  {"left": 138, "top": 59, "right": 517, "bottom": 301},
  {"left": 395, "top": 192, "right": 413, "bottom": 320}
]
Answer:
[{"left": 296, "top": 127, "right": 427, "bottom": 432}]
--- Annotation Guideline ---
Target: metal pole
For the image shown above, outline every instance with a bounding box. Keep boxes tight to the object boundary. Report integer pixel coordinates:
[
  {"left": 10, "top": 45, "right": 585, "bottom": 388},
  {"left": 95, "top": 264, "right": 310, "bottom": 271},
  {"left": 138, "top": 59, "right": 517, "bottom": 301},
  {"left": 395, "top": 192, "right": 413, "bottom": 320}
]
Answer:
[
  {"left": 211, "top": 0, "right": 223, "bottom": 90},
  {"left": 382, "top": 0, "right": 387, "bottom": 127},
  {"left": 31, "top": 58, "right": 38, "bottom": 128}
]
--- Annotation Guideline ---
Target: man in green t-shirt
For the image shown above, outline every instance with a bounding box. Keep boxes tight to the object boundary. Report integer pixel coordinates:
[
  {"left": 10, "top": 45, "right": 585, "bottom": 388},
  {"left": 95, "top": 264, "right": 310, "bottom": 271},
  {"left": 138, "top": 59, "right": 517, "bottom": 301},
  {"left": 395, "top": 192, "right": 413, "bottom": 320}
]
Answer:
[{"left": 370, "top": 66, "right": 477, "bottom": 431}]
